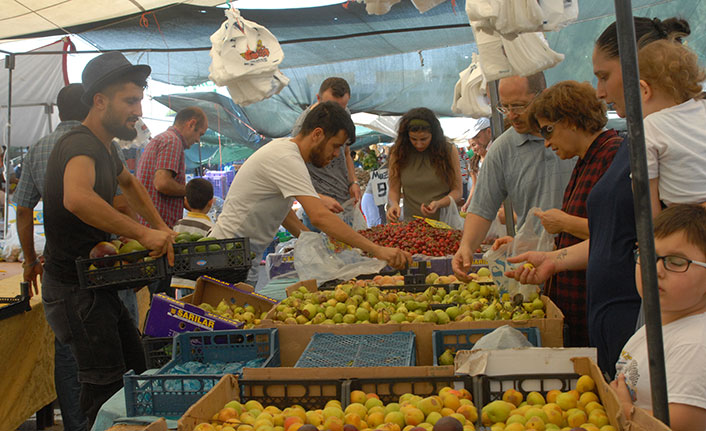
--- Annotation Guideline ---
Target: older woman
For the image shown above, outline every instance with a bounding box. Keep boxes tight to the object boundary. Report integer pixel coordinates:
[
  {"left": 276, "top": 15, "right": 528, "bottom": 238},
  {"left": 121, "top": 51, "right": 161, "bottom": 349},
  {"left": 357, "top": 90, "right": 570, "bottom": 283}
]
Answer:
[
  {"left": 386, "top": 108, "right": 463, "bottom": 222},
  {"left": 526, "top": 80, "right": 623, "bottom": 347}
]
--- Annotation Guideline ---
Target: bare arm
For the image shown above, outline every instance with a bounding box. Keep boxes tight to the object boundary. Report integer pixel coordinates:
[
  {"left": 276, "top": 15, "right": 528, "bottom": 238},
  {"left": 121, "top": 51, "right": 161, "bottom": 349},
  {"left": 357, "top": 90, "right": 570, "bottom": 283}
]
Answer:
[
  {"left": 386, "top": 155, "right": 402, "bottom": 222},
  {"left": 461, "top": 170, "right": 478, "bottom": 212},
  {"left": 281, "top": 209, "right": 308, "bottom": 238},
  {"left": 505, "top": 239, "right": 591, "bottom": 284},
  {"left": 299, "top": 195, "right": 411, "bottom": 268},
  {"left": 64, "top": 156, "right": 174, "bottom": 264},
  {"left": 345, "top": 149, "right": 361, "bottom": 203},
  {"left": 118, "top": 168, "right": 172, "bottom": 232},
  {"left": 650, "top": 178, "right": 661, "bottom": 217},
  {"left": 452, "top": 212, "right": 493, "bottom": 280},
  {"left": 16, "top": 206, "right": 41, "bottom": 295},
  {"left": 113, "top": 194, "right": 138, "bottom": 221},
  {"left": 154, "top": 169, "right": 186, "bottom": 197}
]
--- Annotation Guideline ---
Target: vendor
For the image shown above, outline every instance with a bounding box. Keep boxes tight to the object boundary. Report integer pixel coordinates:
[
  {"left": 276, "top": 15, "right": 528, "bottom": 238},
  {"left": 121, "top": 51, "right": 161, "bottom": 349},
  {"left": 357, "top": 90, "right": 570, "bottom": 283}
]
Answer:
[
  {"left": 386, "top": 108, "right": 463, "bottom": 222},
  {"left": 41, "top": 52, "right": 174, "bottom": 426},
  {"left": 211, "top": 102, "right": 411, "bottom": 285}
]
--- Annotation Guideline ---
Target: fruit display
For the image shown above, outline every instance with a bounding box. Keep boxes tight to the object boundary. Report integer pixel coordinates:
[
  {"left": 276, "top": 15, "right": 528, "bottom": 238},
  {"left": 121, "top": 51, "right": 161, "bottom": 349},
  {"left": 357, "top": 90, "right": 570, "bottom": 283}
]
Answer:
[
  {"left": 198, "top": 300, "right": 269, "bottom": 329},
  {"left": 193, "top": 386, "right": 477, "bottom": 431},
  {"left": 480, "top": 376, "right": 615, "bottom": 431},
  {"left": 358, "top": 219, "right": 463, "bottom": 256},
  {"left": 87, "top": 238, "right": 149, "bottom": 270},
  {"left": 269, "top": 274, "right": 545, "bottom": 325}
]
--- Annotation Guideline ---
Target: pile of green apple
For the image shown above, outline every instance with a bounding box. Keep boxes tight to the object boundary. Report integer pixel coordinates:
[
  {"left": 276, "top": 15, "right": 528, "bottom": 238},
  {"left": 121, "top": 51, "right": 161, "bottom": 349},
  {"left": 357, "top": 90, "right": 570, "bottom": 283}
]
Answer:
[
  {"left": 481, "top": 375, "right": 616, "bottom": 431},
  {"left": 198, "top": 300, "right": 269, "bottom": 329},
  {"left": 270, "top": 274, "right": 545, "bottom": 325},
  {"left": 193, "top": 386, "right": 477, "bottom": 431}
]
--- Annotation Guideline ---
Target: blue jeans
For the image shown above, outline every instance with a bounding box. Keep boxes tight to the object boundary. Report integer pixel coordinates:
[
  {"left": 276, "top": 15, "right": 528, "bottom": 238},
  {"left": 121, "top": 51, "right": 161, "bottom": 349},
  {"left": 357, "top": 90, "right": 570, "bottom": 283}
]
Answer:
[{"left": 54, "top": 338, "right": 88, "bottom": 431}]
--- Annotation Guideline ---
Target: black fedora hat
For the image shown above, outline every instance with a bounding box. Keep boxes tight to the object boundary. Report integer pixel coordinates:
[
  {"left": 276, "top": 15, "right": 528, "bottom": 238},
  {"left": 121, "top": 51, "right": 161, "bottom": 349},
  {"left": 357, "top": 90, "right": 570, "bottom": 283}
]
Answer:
[{"left": 81, "top": 52, "right": 151, "bottom": 106}]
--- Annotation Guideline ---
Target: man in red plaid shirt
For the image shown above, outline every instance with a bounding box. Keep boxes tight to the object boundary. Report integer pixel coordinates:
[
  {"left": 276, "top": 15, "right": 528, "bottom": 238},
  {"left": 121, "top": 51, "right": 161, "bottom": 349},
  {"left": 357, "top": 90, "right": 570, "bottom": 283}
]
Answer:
[{"left": 136, "top": 107, "right": 208, "bottom": 228}]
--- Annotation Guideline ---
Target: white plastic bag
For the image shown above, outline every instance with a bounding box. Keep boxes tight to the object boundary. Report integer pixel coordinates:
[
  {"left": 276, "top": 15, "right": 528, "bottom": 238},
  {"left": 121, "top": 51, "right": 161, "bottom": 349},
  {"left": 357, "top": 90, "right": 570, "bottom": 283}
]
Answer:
[
  {"left": 541, "top": 0, "right": 579, "bottom": 31},
  {"left": 0, "top": 222, "right": 45, "bottom": 262},
  {"left": 451, "top": 53, "right": 492, "bottom": 118},
  {"left": 502, "top": 32, "right": 564, "bottom": 77},
  {"left": 466, "top": 0, "right": 500, "bottom": 26},
  {"left": 357, "top": 0, "right": 402, "bottom": 15},
  {"left": 293, "top": 232, "right": 387, "bottom": 286},
  {"left": 411, "top": 0, "right": 446, "bottom": 14},
  {"left": 471, "top": 24, "right": 514, "bottom": 82},
  {"left": 338, "top": 199, "right": 368, "bottom": 231},
  {"left": 439, "top": 199, "right": 465, "bottom": 230}
]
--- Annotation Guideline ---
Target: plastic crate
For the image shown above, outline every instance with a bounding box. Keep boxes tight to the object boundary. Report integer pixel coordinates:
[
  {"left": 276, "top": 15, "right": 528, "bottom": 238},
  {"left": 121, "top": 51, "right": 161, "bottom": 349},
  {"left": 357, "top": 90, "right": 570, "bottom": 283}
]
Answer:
[
  {"left": 125, "top": 329, "right": 279, "bottom": 418},
  {"left": 475, "top": 373, "right": 580, "bottom": 407},
  {"left": 142, "top": 336, "right": 174, "bottom": 369},
  {"left": 205, "top": 174, "right": 228, "bottom": 199},
  {"left": 76, "top": 250, "right": 168, "bottom": 290},
  {"left": 432, "top": 327, "right": 542, "bottom": 365},
  {"left": 124, "top": 371, "right": 221, "bottom": 418},
  {"left": 205, "top": 170, "right": 235, "bottom": 187},
  {"left": 171, "top": 237, "right": 251, "bottom": 283},
  {"left": 294, "top": 332, "right": 416, "bottom": 368},
  {"left": 348, "top": 375, "right": 473, "bottom": 406},
  {"left": 239, "top": 379, "right": 346, "bottom": 410}
]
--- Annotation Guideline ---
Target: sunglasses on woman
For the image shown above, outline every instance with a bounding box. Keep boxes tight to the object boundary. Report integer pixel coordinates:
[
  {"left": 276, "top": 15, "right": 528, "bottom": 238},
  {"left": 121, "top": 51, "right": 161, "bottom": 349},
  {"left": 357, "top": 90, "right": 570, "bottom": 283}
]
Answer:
[{"left": 539, "top": 122, "right": 558, "bottom": 140}]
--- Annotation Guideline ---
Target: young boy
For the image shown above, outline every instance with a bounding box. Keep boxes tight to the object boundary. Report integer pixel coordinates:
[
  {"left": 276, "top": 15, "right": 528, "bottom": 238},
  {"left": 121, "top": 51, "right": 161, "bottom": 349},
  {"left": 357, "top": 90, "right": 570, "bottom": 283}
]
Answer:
[
  {"left": 612, "top": 204, "right": 706, "bottom": 431},
  {"left": 172, "top": 178, "right": 215, "bottom": 296},
  {"left": 174, "top": 178, "right": 215, "bottom": 235}
]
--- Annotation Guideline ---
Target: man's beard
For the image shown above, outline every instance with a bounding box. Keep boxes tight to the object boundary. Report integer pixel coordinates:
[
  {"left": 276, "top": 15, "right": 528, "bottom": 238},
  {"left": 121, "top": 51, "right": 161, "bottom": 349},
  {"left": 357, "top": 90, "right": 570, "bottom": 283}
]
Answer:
[
  {"left": 309, "top": 139, "right": 331, "bottom": 168},
  {"left": 103, "top": 105, "right": 138, "bottom": 141}
]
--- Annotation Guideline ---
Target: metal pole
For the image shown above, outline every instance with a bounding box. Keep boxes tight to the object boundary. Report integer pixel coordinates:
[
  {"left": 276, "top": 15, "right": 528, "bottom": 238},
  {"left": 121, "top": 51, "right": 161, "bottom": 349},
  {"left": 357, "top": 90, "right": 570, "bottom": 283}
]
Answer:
[
  {"left": 613, "top": 0, "right": 669, "bottom": 425},
  {"left": 487, "top": 80, "right": 515, "bottom": 237},
  {"left": 198, "top": 142, "right": 203, "bottom": 176},
  {"left": 4, "top": 54, "right": 15, "bottom": 237}
]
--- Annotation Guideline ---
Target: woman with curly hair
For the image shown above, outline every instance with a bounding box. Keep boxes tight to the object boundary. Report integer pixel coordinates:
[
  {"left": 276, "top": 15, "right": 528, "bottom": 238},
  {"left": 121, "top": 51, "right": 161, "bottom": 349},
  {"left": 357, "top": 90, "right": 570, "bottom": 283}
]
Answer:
[
  {"left": 638, "top": 39, "right": 706, "bottom": 215},
  {"left": 386, "top": 108, "right": 462, "bottom": 222}
]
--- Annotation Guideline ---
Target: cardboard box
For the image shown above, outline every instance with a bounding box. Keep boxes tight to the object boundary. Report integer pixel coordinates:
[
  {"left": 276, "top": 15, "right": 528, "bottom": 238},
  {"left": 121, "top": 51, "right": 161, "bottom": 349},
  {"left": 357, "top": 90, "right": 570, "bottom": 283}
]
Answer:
[
  {"left": 266, "top": 251, "right": 296, "bottom": 279},
  {"left": 262, "top": 281, "right": 563, "bottom": 365},
  {"left": 243, "top": 365, "right": 454, "bottom": 380},
  {"left": 145, "top": 276, "right": 278, "bottom": 337},
  {"left": 178, "top": 375, "right": 240, "bottom": 431}
]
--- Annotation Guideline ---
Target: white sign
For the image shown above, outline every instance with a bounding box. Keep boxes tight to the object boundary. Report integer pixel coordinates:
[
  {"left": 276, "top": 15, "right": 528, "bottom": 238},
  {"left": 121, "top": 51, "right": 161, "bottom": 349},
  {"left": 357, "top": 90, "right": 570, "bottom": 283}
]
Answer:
[{"left": 369, "top": 168, "right": 389, "bottom": 206}]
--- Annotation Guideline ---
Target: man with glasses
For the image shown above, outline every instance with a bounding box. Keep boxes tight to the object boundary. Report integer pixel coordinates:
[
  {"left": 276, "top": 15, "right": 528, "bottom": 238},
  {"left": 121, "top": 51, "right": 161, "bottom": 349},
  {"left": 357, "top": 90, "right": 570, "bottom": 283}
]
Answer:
[{"left": 453, "top": 73, "right": 576, "bottom": 280}]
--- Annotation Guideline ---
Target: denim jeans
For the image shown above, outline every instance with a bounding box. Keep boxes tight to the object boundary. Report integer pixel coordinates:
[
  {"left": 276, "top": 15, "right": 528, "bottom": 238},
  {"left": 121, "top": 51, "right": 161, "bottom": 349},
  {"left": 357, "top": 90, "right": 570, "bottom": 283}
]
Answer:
[
  {"left": 54, "top": 338, "right": 88, "bottom": 431},
  {"left": 42, "top": 270, "right": 146, "bottom": 427}
]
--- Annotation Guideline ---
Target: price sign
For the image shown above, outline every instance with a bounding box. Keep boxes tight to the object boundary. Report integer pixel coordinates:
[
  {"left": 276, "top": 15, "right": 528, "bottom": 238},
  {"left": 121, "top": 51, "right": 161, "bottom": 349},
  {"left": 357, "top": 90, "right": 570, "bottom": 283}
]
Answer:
[{"left": 369, "top": 168, "right": 389, "bottom": 206}]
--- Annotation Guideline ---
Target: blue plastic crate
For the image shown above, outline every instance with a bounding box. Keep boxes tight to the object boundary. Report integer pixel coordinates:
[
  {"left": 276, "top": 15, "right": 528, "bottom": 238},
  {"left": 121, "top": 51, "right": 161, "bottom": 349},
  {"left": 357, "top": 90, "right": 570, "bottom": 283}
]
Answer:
[
  {"left": 205, "top": 174, "right": 228, "bottom": 199},
  {"left": 295, "top": 332, "right": 416, "bottom": 368},
  {"left": 124, "top": 328, "right": 279, "bottom": 417},
  {"left": 432, "top": 327, "right": 541, "bottom": 365}
]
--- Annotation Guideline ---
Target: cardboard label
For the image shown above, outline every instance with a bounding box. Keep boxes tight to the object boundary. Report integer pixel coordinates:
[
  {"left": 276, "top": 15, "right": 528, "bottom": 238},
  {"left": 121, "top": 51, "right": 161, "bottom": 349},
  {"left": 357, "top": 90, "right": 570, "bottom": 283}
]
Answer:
[
  {"left": 413, "top": 215, "right": 453, "bottom": 230},
  {"left": 370, "top": 168, "right": 389, "bottom": 206}
]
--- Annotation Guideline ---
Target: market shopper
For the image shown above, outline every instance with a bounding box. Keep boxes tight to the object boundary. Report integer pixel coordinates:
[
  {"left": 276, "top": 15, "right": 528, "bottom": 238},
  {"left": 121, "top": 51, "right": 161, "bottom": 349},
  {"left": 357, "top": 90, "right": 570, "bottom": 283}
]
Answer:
[
  {"left": 386, "top": 107, "right": 463, "bottom": 222},
  {"left": 452, "top": 73, "right": 576, "bottom": 279},
  {"left": 41, "top": 52, "right": 174, "bottom": 425},
  {"left": 612, "top": 204, "right": 706, "bottom": 431},
  {"left": 637, "top": 40, "right": 706, "bottom": 214},
  {"left": 292, "top": 77, "right": 362, "bottom": 230},
  {"left": 460, "top": 117, "right": 491, "bottom": 213},
  {"left": 211, "top": 102, "right": 411, "bottom": 284},
  {"left": 136, "top": 106, "right": 208, "bottom": 228},
  {"left": 526, "top": 80, "right": 622, "bottom": 347},
  {"left": 504, "top": 16, "right": 690, "bottom": 377}
]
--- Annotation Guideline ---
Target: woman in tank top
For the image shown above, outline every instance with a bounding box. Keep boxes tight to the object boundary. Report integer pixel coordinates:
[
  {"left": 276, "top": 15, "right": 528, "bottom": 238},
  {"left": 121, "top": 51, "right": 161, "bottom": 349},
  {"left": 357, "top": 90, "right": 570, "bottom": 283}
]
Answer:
[{"left": 386, "top": 108, "right": 462, "bottom": 222}]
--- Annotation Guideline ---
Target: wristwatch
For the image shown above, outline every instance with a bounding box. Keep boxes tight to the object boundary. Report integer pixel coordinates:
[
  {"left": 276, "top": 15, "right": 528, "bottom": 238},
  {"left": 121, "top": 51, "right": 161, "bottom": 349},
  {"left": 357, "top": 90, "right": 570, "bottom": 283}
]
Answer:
[{"left": 348, "top": 181, "right": 359, "bottom": 188}]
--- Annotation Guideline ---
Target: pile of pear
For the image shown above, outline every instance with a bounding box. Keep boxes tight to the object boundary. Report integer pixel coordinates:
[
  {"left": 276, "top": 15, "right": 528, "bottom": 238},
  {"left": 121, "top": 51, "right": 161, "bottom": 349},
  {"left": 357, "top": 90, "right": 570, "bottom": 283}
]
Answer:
[{"left": 198, "top": 300, "right": 269, "bottom": 329}]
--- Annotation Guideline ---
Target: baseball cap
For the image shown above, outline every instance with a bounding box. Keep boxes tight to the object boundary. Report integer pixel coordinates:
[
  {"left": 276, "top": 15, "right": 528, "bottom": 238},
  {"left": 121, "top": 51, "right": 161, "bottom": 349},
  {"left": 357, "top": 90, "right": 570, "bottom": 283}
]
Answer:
[{"left": 470, "top": 117, "right": 491, "bottom": 138}]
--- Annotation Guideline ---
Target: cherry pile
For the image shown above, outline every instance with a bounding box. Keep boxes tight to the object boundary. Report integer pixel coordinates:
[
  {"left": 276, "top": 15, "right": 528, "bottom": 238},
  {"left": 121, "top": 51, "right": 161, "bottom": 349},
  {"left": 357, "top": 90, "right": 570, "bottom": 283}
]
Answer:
[{"left": 359, "top": 219, "right": 463, "bottom": 256}]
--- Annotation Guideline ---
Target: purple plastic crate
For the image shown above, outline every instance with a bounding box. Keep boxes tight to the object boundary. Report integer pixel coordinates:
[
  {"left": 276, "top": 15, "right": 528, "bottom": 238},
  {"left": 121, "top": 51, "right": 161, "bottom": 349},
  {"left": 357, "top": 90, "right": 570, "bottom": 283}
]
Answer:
[
  {"left": 205, "top": 170, "right": 235, "bottom": 188},
  {"left": 205, "top": 175, "right": 228, "bottom": 199}
]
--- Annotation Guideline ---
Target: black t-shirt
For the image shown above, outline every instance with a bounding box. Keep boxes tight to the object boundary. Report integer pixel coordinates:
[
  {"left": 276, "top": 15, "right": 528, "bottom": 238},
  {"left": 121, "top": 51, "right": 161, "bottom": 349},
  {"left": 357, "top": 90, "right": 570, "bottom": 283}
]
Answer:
[{"left": 43, "top": 125, "right": 124, "bottom": 284}]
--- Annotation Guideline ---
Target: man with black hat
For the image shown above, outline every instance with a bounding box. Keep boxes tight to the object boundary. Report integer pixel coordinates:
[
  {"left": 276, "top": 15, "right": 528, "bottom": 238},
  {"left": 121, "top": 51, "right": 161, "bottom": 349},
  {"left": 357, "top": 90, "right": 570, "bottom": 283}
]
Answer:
[{"left": 41, "top": 52, "right": 174, "bottom": 424}]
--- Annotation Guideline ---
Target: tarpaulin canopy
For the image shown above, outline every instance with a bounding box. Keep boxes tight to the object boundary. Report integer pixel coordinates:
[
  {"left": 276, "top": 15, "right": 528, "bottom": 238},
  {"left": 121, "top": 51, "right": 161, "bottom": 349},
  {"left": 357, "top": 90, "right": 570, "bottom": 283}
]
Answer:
[{"left": 0, "top": 38, "right": 70, "bottom": 149}]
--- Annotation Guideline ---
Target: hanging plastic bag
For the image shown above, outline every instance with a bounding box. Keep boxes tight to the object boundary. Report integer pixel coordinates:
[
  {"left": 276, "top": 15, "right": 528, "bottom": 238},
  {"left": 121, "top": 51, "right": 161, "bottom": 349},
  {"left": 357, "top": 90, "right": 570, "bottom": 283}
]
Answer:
[
  {"left": 338, "top": 199, "right": 368, "bottom": 232},
  {"left": 411, "top": 0, "right": 446, "bottom": 14},
  {"left": 452, "top": 54, "right": 492, "bottom": 118},
  {"left": 293, "top": 232, "right": 388, "bottom": 286},
  {"left": 466, "top": 0, "right": 500, "bottom": 28},
  {"left": 438, "top": 199, "right": 465, "bottom": 231},
  {"left": 502, "top": 32, "right": 564, "bottom": 77},
  {"left": 541, "top": 0, "right": 579, "bottom": 31},
  {"left": 471, "top": 24, "right": 513, "bottom": 82}
]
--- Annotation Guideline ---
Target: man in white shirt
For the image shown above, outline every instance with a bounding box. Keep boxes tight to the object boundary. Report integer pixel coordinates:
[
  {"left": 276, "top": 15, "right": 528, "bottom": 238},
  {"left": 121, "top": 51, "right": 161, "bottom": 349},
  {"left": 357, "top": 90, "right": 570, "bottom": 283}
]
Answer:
[{"left": 212, "top": 102, "right": 411, "bottom": 284}]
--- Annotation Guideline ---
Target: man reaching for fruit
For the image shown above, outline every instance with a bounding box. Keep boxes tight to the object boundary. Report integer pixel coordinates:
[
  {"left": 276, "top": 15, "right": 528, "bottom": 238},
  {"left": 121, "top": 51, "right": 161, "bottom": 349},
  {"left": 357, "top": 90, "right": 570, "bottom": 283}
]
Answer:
[
  {"left": 41, "top": 52, "right": 175, "bottom": 427},
  {"left": 211, "top": 102, "right": 411, "bottom": 284}
]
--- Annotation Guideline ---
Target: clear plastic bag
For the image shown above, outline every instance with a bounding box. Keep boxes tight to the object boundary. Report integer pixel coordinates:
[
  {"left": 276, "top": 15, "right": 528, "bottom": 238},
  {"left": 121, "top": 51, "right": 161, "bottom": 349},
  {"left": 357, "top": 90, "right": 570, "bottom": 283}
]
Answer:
[
  {"left": 338, "top": 199, "right": 368, "bottom": 231},
  {"left": 293, "top": 232, "right": 387, "bottom": 286},
  {"left": 438, "top": 199, "right": 465, "bottom": 230}
]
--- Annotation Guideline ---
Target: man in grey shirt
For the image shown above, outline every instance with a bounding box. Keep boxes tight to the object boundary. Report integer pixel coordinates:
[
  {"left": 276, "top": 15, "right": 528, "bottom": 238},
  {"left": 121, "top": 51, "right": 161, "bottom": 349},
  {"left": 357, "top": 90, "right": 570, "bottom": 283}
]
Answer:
[
  {"left": 292, "top": 77, "right": 361, "bottom": 229},
  {"left": 452, "top": 73, "right": 576, "bottom": 279}
]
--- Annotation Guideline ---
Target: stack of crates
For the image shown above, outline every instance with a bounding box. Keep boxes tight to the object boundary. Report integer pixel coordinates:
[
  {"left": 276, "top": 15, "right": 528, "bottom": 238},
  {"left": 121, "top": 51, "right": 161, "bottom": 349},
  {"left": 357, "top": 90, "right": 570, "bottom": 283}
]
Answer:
[{"left": 203, "top": 172, "right": 229, "bottom": 199}]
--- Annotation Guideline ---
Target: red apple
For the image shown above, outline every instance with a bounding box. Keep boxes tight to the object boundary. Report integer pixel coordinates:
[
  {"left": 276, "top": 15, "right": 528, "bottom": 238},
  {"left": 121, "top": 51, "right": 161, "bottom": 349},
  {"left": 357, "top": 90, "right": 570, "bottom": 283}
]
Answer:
[{"left": 89, "top": 241, "right": 118, "bottom": 267}]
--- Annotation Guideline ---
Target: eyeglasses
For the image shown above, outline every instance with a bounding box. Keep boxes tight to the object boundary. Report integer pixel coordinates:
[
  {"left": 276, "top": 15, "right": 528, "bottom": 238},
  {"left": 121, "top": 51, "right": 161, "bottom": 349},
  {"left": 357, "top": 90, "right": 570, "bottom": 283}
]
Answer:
[
  {"left": 495, "top": 103, "right": 531, "bottom": 115},
  {"left": 539, "top": 122, "right": 558, "bottom": 140},
  {"left": 633, "top": 249, "right": 706, "bottom": 273}
]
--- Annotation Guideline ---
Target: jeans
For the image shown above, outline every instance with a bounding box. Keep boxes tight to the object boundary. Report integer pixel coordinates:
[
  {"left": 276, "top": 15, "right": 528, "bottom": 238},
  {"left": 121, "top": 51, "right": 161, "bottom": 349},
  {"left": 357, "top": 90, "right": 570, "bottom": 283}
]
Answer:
[
  {"left": 42, "top": 271, "right": 146, "bottom": 427},
  {"left": 54, "top": 338, "right": 88, "bottom": 431},
  {"left": 300, "top": 211, "right": 321, "bottom": 233},
  {"left": 361, "top": 193, "right": 386, "bottom": 227},
  {"left": 117, "top": 288, "right": 139, "bottom": 326}
]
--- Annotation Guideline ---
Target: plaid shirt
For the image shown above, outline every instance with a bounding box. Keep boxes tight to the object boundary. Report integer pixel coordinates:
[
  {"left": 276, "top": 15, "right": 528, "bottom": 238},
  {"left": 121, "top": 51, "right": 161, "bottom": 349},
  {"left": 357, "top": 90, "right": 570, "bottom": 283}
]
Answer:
[
  {"left": 136, "top": 126, "right": 186, "bottom": 228},
  {"left": 551, "top": 129, "right": 622, "bottom": 347},
  {"left": 13, "top": 121, "right": 128, "bottom": 208}
]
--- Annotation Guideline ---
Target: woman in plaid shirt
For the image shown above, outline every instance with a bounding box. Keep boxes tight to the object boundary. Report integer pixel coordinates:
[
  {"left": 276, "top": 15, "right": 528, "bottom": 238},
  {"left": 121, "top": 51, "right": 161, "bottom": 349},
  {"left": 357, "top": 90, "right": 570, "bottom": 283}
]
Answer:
[{"left": 525, "top": 81, "right": 623, "bottom": 347}]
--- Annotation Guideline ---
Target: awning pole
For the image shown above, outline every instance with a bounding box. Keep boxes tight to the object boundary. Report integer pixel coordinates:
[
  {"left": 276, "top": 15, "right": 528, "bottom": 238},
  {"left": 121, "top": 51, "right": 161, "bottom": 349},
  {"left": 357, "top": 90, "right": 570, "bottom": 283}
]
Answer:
[
  {"left": 487, "top": 80, "right": 515, "bottom": 236},
  {"left": 4, "top": 54, "right": 14, "bottom": 237},
  {"left": 198, "top": 142, "right": 203, "bottom": 176},
  {"left": 613, "top": 0, "right": 669, "bottom": 425}
]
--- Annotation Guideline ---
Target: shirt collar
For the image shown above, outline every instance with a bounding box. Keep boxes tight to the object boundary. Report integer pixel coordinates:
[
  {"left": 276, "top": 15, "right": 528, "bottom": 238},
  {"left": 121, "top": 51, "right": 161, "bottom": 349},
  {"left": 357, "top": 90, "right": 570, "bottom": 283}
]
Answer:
[
  {"left": 513, "top": 128, "right": 544, "bottom": 147},
  {"left": 168, "top": 126, "right": 188, "bottom": 149},
  {"left": 187, "top": 211, "right": 211, "bottom": 220}
]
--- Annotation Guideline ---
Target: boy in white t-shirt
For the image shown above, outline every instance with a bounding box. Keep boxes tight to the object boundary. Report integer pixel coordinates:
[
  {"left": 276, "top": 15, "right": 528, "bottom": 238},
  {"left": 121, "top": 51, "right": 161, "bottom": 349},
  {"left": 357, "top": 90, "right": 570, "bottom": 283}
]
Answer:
[
  {"left": 613, "top": 204, "right": 706, "bottom": 431},
  {"left": 638, "top": 40, "right": 706, "bottom": 215}
]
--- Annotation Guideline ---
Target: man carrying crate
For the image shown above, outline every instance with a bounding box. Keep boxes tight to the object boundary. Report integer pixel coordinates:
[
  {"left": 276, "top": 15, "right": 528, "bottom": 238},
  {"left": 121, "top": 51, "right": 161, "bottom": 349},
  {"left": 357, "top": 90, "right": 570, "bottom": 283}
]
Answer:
[{"left": 41, "top": 52, "right": 174, "bottom": 427}]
